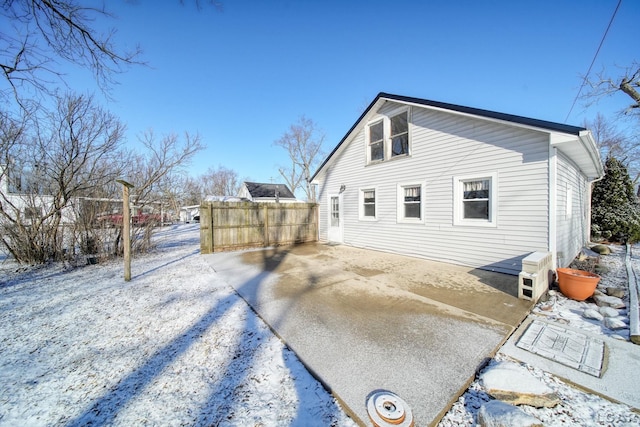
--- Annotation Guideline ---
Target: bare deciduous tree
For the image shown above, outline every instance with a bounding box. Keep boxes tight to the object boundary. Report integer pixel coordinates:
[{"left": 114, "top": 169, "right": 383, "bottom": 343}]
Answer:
[
  {"left": 274, "top": 115, "right": 324, "bottom": 201},
  {"left": 126, "top": 130, "right": 204, "bottom": 205},
  {"left": 586, "top": 61, "right": 640, "bottom": 117},
  {"left": 117, "top": 130, "right": 204, "bottom": 253},
  {"left": 201, "top": 165, "right": 242, "bottom": 197},
  {"left": 586, "top": 113, "right": 626, "bottom": 160},
  {"left": 1, "top": 0, "right": 143, "bottom": 106},
  {"left": 0, "top": 92, "right": 126, "bottom": 263},
  {"left": 585, "top": 113, "right": 640, "bottom": 183}
]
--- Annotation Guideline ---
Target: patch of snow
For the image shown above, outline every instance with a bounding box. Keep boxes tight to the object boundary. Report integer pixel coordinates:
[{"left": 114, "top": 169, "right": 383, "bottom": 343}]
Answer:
[
  {"left": 481, "top": 361, "right": 554, "bottom": 397},
  {"left": 0, "top": 224, "right": 356, "bottom": 426}
]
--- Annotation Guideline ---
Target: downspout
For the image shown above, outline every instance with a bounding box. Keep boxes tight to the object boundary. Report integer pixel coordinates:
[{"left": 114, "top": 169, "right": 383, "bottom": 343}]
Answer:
[
  {"left": 578, "top": 130, "right": 605, "bottom": 245},
  {"left": 548, "top": 145, "right": 558, "bottom": 269},
  {"left": 587, "top": 175, "right": 605, "bottom": 244}
]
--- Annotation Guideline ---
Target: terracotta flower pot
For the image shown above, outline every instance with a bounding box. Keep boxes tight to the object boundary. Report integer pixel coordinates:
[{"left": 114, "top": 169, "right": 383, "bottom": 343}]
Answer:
[{"left": 556, "top": 268, "right": 600, "bottom": 301}]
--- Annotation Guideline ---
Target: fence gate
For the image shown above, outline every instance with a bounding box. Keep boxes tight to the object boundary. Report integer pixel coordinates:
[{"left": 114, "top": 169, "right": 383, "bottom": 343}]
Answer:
[{"left": 200, "top": 201, "right": 318, "bottom": 254}]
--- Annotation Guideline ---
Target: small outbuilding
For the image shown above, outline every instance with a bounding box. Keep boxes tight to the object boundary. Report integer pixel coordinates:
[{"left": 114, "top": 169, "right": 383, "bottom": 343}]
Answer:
[{"left": 310, "top": 92, "right": 604, "bottom": 275}]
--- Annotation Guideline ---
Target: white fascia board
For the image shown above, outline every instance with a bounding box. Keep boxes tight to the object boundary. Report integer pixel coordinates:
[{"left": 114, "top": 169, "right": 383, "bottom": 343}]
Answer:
[
  {"left": 578, "top": 130, "right": 604, "bottom": 179},
  {"left": 550, "top": 130, "right": 604, "bottom": 180}
]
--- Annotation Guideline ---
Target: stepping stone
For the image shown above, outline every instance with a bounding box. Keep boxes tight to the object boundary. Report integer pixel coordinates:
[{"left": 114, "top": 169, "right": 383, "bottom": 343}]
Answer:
[
  {"left": 477, "top": 400, "right": 543, "bottom": 427},
  {"left": 480, "top": 361, "right": 559, "bottom": 408},
  {"left": 517, "top": 320, "right": 604, "bottom": 377}
]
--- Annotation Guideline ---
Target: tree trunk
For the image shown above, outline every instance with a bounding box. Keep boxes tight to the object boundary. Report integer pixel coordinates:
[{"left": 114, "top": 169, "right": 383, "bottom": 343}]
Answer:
[{"left": 620, "top": 79, "right": 640, "bottom": 110}]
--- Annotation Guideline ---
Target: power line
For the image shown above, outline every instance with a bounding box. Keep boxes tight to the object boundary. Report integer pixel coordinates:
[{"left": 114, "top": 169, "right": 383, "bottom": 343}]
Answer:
[{"left": 565, "top": 0, "right": 622, "bottom": 123}]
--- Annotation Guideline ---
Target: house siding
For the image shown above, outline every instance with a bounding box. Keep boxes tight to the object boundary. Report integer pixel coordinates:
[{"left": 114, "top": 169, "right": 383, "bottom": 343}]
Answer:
[
  {"left": 555, "top": 151, "right": 589, "bottom": 267},
  {"left": 318, "top": 104, "right": 551, "bottom": 275}
]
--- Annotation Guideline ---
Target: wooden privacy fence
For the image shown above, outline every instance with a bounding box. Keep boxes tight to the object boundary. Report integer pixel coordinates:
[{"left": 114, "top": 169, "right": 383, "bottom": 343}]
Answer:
[{"left": 200, "top": 201, "right": 318, "bottom": 254}]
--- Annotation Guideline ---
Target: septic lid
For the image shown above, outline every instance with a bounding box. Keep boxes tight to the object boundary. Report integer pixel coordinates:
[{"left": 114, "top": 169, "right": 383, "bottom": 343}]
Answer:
[{"left": 366, "top": 390, "right": 414, "bottom": 427}]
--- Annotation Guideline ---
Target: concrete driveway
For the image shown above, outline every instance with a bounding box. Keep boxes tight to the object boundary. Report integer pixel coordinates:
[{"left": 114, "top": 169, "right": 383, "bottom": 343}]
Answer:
[{"left": 203, "top": 243, "right": 533, "bottom": 426}]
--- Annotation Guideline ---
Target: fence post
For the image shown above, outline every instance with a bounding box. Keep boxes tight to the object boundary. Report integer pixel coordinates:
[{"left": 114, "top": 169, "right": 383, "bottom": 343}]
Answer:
[
  {"left": 208, "top": 203, "right": 213, "bottom": 252},
  {"left": 263, "top": 203, "right": 269, "bottom": 247}
]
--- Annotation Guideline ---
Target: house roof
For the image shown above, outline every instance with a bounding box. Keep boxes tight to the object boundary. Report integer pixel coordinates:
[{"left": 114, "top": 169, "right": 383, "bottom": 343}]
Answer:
[
  {"left": 311, "top": 92, "right": 603, "bottom": 181},
  {"left": 244, "top": 182, "right": 296, "bottom": 199}
]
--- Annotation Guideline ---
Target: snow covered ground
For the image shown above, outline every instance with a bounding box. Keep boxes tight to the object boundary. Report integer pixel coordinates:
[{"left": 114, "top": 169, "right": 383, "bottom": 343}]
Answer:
[
  {"left": 0, "top": 224, "right": 356, "bottom": 426},
  {"left": 439, "top": 244, "right": 640, "bottom": 427},
  {"left": 1, "top": 224, "right": 639, "bottom": 426}
]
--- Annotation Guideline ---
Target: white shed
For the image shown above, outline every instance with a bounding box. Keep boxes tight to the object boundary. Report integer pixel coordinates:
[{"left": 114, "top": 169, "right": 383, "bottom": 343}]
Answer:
[{"left": 310, "top": 93, "right": 604, "bottom": 275}]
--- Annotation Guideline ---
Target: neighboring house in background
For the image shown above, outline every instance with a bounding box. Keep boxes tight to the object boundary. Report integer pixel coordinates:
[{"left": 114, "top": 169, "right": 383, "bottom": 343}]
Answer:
[
  {"left": 0, "top": 164, "right": 77, "bottom": 225},
  {"left": 238, "top": 182, "right": 298, "bottom": 203},
  {"left": 179, "top": 205, "right": 200, "bottom": 223},
  {"left": 311, "top": 93, "right": 604, "bottom": 275}
]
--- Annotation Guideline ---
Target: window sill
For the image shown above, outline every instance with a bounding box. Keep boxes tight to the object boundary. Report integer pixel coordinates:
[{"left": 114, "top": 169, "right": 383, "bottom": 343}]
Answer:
[
  {"left": 453, "top": 219, "right": 497, "bottom": 228},
  {"left": 366, "top": 153, "right": 412, "bottom": 167},
  {"left": 397, "top": 218, "right": 424, "bottom": 225},
  {"left": 359, "top": 216, "right": 378, "bottom": 222}
]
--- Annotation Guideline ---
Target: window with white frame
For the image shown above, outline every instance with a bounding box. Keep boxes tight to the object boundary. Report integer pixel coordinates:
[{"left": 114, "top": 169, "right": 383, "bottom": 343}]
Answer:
[
  {"left": 360, "top": 188, "right": 376, "bottom": 220},
  {"left": 397, "top": 183, "right": 424, "bottom": 223},
  {"left": 368, "top": 120, "right": 384, "bottom": 162},
  {"left": 390, "top": 111, "right": 409, "bottom": 157},
  {"left": 454, "top": 173, "right": 497, "bottom": 226},
  {"left": 366, "top": 107, "right": 411, "bottom": 164},
  {"left": 330, "top": 196, "right": 340, "bottom": 226}
]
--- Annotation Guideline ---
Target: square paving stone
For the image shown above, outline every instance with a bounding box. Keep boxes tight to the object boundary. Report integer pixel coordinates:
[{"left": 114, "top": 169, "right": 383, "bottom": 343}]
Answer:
[{"left": 516, "top": 320, "right": 604, "bottom": 377}]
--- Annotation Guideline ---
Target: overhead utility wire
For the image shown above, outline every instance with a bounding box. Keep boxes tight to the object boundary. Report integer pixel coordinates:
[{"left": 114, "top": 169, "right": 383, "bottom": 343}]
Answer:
[{"left": 565, "top": 0, "right": 622, "bottom": 123}]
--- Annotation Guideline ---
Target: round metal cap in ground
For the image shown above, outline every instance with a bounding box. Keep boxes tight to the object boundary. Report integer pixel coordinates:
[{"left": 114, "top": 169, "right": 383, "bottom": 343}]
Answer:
[{"left": 366, "top": 391, "right": 414, "bottom": 427}]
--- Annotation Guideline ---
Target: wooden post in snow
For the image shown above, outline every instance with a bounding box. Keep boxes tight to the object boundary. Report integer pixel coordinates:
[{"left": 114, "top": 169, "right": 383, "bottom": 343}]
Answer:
[{"left": 117, "top": 179, "right": 134, "bottom": 281}]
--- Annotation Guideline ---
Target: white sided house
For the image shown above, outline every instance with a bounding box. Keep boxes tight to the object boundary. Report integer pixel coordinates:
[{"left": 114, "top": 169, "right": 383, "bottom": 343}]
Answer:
[
  {"left": 0, "top": 164, "right": 77, "bottom": 225},
  {"left": 311, "top": 93, "right": 603, "bottom": 279}
]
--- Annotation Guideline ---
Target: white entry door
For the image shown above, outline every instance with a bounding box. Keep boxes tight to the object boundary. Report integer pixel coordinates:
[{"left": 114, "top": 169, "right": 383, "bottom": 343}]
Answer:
[{"left": 327, "top": 194, "right": 343, "bottom": 243}]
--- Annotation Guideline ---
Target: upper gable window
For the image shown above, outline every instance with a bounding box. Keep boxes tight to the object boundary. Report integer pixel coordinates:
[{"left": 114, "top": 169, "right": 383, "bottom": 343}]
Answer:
[
  {"left": 390, "top": 111, "right": 409, "bottom": 157},
  {"left": 368, "top": 120, "right": 384, "bottom": 162},
  {"left": 365, "top": 107, "right": 411, "bottom": 164}
]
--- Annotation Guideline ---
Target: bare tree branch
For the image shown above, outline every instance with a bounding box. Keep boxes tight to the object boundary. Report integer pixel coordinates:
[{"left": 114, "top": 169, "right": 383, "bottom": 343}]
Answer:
[
  {"left": 274, "top": 115, "right": 324, "bottom": 201},
  {"left": 584, "top": 61, "right": 640, "bottom": 117},
  {"left": 1, "top": 0, "right": 144, "bottom": 105}
]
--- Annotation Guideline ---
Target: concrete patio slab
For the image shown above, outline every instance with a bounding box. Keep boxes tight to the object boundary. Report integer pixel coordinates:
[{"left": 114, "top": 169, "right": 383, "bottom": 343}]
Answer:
[{"left": 204, "top": 243, "right": 533, "bottom": 426}]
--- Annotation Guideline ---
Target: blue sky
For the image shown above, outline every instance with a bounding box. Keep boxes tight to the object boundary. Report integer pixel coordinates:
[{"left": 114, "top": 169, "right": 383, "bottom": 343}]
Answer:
[{"left": 78, "top": 0, "right": 638, "bottom": 185}]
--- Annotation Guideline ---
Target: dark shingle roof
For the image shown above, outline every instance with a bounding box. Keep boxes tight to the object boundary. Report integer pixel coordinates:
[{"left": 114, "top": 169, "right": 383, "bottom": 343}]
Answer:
[
  {"left": 244, "top": 182, "right": 296, "bottom": 199},
  {"left": 379, "top": 92, "right": 585, "bottom": 135},
  {"left": 311, "top": 92, "right": 587, "bottom": 181}
]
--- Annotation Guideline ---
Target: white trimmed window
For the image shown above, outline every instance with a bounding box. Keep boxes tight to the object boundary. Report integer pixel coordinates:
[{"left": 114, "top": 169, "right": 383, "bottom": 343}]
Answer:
[
  {"left": 397, "top": 183, "right": 424, "bottom": 223},
  {"left": 368, "top": 120, "right": 384, "bottom": 162},
  {"left": 359, "top": 188, "right": 377, "bottom": 220},
  {"left": 390, "top": 111, "right": 409, "bottom": 157},
  {"left": 365, "top": 107, "right": 411, "bottom": 164},
  {"left": 330, "top": 196, "right": 340, "bottom": 226},
  {"left": 454, "top": 173, "right": 497, "bottom": 226}
]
